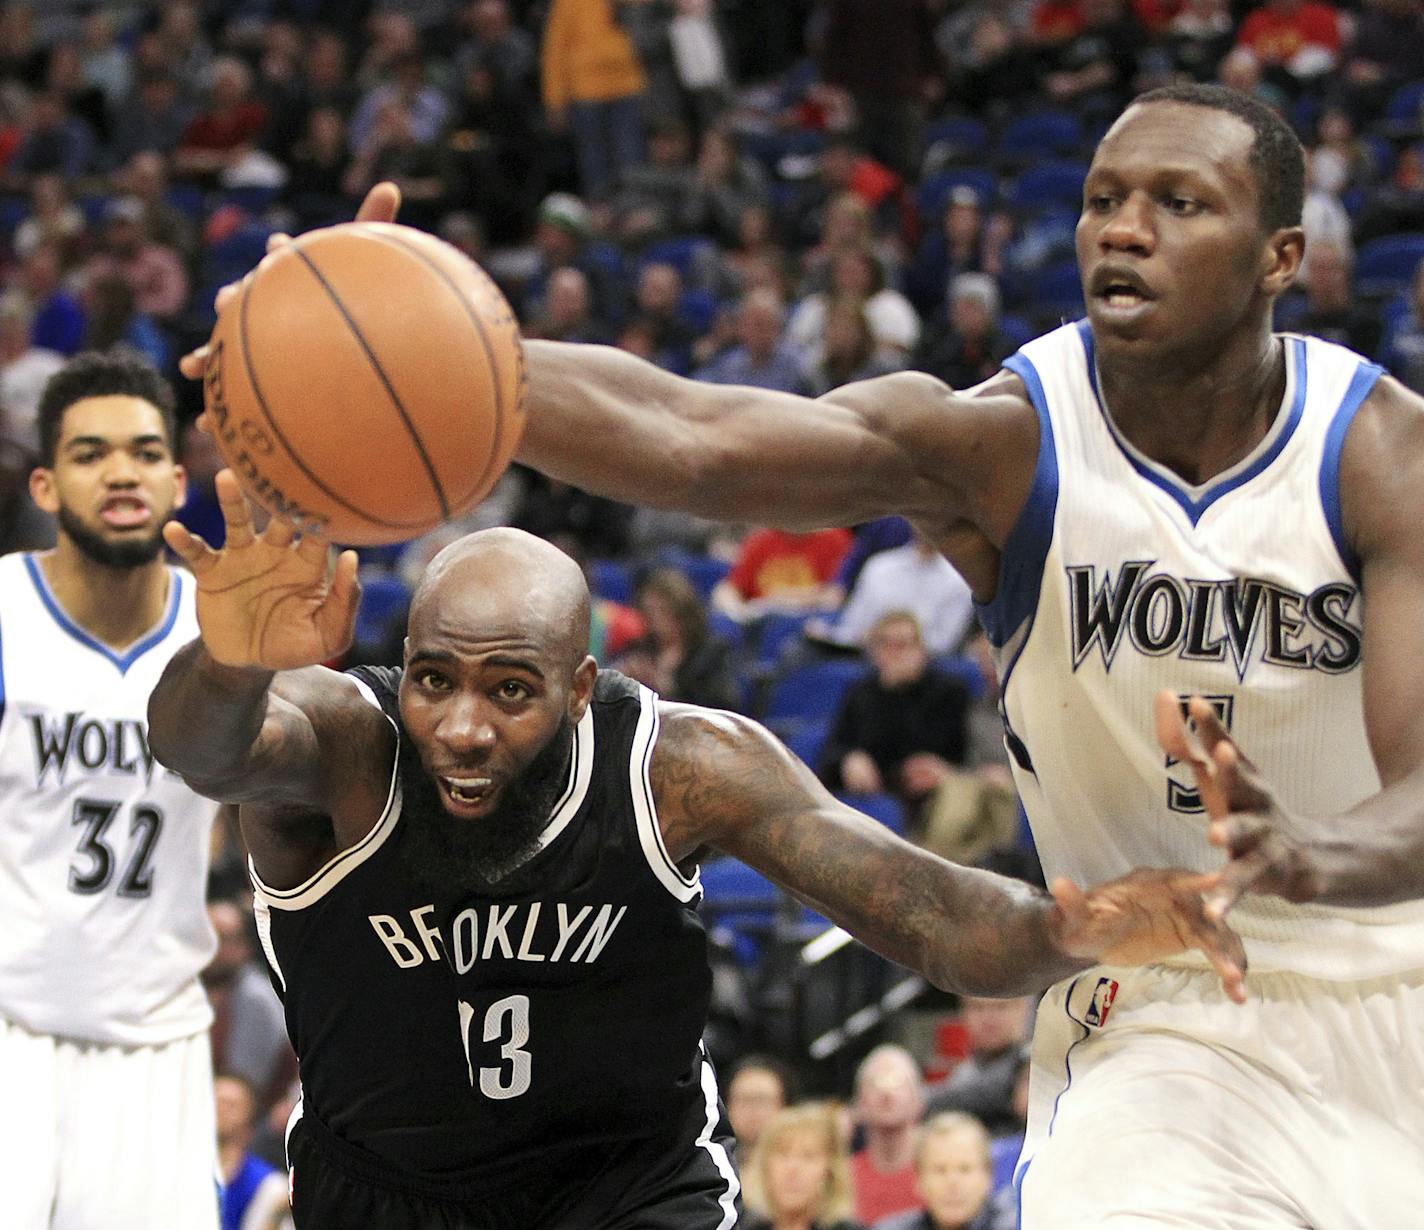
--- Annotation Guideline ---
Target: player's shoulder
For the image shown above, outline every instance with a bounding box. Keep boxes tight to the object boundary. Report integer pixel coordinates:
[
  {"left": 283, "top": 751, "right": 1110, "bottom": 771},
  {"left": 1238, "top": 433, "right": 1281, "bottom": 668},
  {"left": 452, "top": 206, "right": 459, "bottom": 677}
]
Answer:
[{"left": 1339, "top": 373, "right": 1424, "bottom": 563}]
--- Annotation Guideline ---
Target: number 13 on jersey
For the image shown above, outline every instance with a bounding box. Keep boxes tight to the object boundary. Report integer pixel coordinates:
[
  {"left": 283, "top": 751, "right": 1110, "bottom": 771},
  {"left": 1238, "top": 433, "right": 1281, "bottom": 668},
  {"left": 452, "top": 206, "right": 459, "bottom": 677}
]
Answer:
[{"left": 458, "top": 994, "right": 532, "bottom": 1099}]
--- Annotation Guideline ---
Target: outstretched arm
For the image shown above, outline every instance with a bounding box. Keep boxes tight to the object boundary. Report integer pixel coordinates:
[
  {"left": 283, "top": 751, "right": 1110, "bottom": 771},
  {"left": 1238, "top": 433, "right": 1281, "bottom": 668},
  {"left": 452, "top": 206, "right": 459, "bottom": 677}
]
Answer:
[
  {"left": 148, "top": 470, "right": 385, "bottom": 809},
  {"left": 654, "top": 705, "right": 1246, "bottom": 1000}
]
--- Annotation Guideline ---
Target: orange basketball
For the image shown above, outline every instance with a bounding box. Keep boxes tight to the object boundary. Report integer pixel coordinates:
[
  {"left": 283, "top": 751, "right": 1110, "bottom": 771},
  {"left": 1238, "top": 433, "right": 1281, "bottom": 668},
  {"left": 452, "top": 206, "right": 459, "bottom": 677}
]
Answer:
[{"left": 202, "top": 221, "right": 526, "bottom": 545}]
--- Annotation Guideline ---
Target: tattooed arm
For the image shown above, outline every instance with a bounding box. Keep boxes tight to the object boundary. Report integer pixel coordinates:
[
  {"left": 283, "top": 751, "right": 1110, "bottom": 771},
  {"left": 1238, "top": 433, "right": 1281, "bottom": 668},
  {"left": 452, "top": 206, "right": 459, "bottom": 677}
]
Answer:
[{"left": 652, "top": 704, "right": 1247, "bottom": 999}]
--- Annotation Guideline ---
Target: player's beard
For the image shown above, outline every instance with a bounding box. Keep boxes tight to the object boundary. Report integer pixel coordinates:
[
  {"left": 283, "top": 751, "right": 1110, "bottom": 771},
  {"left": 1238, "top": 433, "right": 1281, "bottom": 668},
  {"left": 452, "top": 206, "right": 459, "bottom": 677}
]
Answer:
[
  {"left": 399, "top": 716, "right": 577, "bottom": 906},
  {"left": 58, "top": 504, "right": 167, "bottom": 569}
]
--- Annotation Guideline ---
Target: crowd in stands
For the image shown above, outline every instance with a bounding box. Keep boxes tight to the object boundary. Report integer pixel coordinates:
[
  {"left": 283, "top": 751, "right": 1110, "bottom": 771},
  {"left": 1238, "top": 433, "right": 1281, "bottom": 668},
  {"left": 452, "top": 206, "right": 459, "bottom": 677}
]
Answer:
[{"left": 0, "top": 1, "right": 1420, "bottom": 1226}]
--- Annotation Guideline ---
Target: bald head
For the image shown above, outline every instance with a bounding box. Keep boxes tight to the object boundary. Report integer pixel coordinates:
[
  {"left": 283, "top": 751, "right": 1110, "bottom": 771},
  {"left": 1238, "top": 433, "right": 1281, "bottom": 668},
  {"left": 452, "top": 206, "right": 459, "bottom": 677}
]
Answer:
[{"left": 411, "top": 528, "right": 591, "bottom": 671}]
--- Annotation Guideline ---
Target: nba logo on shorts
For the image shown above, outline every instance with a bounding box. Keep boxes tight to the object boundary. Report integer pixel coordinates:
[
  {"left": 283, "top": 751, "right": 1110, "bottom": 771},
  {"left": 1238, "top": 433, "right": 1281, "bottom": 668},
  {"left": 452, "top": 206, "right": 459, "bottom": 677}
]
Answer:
[{"left": 1085, "top": 977, "right": 1119, "bottom": 1028}]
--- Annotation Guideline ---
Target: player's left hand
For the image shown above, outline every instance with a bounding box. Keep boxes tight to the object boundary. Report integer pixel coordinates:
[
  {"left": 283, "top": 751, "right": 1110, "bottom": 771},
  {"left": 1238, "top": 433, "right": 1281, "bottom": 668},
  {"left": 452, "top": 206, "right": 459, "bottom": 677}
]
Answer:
[
  {"left": 1155, "top": 691, "right": 1323, "bottom": 919},
  {"left": 1048, "top": 868, "right": 1248, "bottom": 1003},
  {"left": 177, "top": 182, "right": 403, "bottom": 385}
]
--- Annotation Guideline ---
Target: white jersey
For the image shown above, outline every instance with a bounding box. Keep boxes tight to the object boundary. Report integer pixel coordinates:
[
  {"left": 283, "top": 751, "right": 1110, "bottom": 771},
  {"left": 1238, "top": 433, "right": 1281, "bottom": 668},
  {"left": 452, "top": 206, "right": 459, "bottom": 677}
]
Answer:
[
  {"left": 985, "top": 321, "right": 1424, "bottom": 980},
  {"left": 0, "top": 551, "right": 218, "bottom": 1044}
]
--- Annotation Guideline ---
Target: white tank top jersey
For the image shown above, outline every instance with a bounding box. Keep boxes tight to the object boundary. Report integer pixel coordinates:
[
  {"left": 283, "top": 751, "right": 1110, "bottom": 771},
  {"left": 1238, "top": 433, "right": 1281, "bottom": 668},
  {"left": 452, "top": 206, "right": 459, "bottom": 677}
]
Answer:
[
  {"left": 982, "top": 321, "right": 1424, "bottom": 981},
  {"left": 0, "top": 552, "right": 218, "bottom": 1045}
]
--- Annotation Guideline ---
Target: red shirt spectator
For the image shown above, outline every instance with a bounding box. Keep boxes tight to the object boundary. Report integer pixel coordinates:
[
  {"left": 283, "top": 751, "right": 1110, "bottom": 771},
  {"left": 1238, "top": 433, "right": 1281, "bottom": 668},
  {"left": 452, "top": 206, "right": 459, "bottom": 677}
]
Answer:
[
  {"left": 1236, "top": 0, "right": 1341, "bottom": 67},
  {"left": 725, "top": 528, "right": 853, "bottom": 600}
]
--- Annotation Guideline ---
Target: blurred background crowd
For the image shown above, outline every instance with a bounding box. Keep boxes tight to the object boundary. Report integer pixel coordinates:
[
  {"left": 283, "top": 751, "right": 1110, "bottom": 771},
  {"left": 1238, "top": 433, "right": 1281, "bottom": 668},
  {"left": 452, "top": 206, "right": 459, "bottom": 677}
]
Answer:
[{"left": 0, "top": 1, "right": 1419, "bottom": 1227}]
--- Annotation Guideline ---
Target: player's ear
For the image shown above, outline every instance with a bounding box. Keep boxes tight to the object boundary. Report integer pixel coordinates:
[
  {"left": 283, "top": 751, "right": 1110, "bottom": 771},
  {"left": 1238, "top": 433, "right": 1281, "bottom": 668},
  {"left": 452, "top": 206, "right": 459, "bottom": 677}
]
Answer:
[
  {"left": 568, "top": 655, "right": 597, "bottom": 723},
  {"left": 28, "top": 464, "right": 58, "bottom": 514},
  {"left": 171, "top": 462, "right": 188, "bottom": 510},
  {"left": 1261, "top": 226, "right": 1304, "bottom": 297}
]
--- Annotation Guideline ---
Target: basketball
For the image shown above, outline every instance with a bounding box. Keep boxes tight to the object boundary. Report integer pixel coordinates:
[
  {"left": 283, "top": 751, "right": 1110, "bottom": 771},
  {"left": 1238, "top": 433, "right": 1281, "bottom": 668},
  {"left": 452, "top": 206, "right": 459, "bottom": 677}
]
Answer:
[{"left": 201, "top": 221, "right": 526, "bottom": 545}]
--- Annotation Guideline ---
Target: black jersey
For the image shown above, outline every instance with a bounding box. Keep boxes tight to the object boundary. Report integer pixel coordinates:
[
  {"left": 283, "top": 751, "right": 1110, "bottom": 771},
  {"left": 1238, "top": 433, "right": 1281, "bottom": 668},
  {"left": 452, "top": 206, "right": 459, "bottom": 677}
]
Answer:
[{"left": 252, "top": 668, "right": 737, "bottom": 1226}]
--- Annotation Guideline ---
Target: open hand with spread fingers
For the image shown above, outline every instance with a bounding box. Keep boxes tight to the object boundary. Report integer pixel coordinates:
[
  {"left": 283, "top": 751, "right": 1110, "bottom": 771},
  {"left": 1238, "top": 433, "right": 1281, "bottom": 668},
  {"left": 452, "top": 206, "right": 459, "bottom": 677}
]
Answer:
[
  {"left": 162, "top": 469, "right": 361, "bottom": 671},
  {"left": 1048, "top": 868, "right": 1249, "bottom": 1003},
  {"left": 1155, "top": 691, "right": 1323, "bottom": 920}
]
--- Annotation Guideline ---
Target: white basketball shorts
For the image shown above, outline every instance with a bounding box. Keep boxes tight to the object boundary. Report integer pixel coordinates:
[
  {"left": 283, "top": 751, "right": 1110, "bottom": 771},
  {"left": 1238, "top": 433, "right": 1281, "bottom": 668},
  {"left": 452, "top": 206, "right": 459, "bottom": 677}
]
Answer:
[
  {"left": 1015, "top": 962, "right": 1424, "bottom": 1229},
  {"left": 0, "top": 1013, "right": 219, "bottom": 1230}
]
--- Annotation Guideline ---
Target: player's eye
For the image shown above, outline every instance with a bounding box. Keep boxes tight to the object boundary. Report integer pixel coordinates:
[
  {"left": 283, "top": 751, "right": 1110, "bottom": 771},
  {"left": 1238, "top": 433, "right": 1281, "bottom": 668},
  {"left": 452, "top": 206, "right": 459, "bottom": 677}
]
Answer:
[
  {"left": 497, "top": 680, "right": 530, "bottom": 701},
  {"left": 1086, "top": 194, "right": 1115, "bottom": 213},
  {"left": 1165, "top": 196, "right": 1200, "bottom": 215},
  {"left": 417, "top": 670, "right": 450, "bottom": 691},
  {"left": 139, "top": 448, "right": 166, "bottom": 463}
]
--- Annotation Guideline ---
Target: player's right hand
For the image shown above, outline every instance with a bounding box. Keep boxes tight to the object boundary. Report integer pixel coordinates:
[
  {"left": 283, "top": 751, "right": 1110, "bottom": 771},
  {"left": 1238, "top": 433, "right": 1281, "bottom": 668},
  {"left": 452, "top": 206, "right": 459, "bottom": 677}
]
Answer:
[
  {"left": 164, "top": 469, "right": 361, "bottom": 671},
  {"left": 178, "top": 182, "right": 403, "bottom": 386}
]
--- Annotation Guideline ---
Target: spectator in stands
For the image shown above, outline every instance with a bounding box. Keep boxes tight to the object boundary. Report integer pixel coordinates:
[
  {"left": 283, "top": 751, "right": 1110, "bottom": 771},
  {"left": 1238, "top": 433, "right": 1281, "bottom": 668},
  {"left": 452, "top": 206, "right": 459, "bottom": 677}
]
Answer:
[
  {"left": 215, "top": 1072, "right": 289, "bottom": 1230},
  {"left": 284, "top": 104, "right": 354, "bottom": 228},
  {"left": 511, "top": 469, "right": 633, "bottom": 559},
  {"left": 790, "top": 246, "right": 921, "bottom": 368},
  {"left": 121, "top": 151, "right": 199, "bottom": 276},
  {"left": 80, "top": 10, "right": 132, "bottom": 121},
  {"left": 174, "top": 57, "right": 272, "bottom": 185},
  {"left": 619, "top": 115, "right": 699, "bottom": 237},
  {"left": 0, "top": 430, "right": 52, "bottom": 555},
  {"left": 83, "top": 196, "right": 189, "bottom": 324},
  {"left": 818, "top": 609, "right": 973, "bottom": 807},
  {"left": 1342, "top": 0, "right": 1424, "bottom": 123},
  {"left": 726, "top": 1054, "right": 796, "bottom": 1153},
  {"left": 849, "top": 1044, "right": 925, "bottom": 1225},
  {"left": 12, "top": 173, "right": 86, "bottom": 265},
  {"left": 916, "top": 274, "right": 1017, "bottom": 391},
  {"left": 1294, "top": 238, "right": 1383, "bottom": 356},
  {"left": 1234, "top": 0, "right": 1343, "bottom": 89},
  {"left": 541, "top": 0, "right": 647, "bottom": 202},
  {"left": 348, "top": 51, "right": 449, "bottom": 158},
  {"left": 21, "top": 242, "right": 86, "bottom": 357},
  {"left": 155, "top": 0, "right": 215, "bottom": 95},
  {"left": 1165, "top": 0, "right": 1235, "bottom": 81},
  {"left": 526, "top": 267, "right": 611, "bottom": 345},
  {"left": 818, "top": 0, "right": 940, "bottom": 180},
  {"left": 1297, "top": 150, "right": 1355, "bottom": 279},
  {"left": 1043, "top": 0, "right": 1142, "bottom": 124},
  {"left": 343, "top": 95, "right": 446, "bottom": 228},
  {"left": 7, "top": 89, "right": 96, "bottom": 189},
  {"left": 712, "top": 523, "right": 852, "bottom": 622},
  {"left": 110, "top": 71, "right": 194, "bottom": 164},
  {"left": 818, "top": 535, "right": 975, "bottom": 656},
  {"left": 744, "top": 1102, "right": 866, "bottom": 1230},
  {"left": 925, "top": 998, "right": 1032, "bottom": 1135},
  {"left": 0, "top": 290, "right": 62, "bottom": 453},
  {"left": 905, "top": 188, "right": 1010, "bottom": 319},
  {"left": 0, "top": 1, "right": 46, "bottom": 92},
  {"left": 873, "top": 1113, "right": 1014, "bottom": 1230},
  {"left": 204, "top": 900, "right": 294, "bottom": 1114},
  {"left": 82, "top": 272, "right": 170, "bottom": 371},
  {"left": 697, "top": 289, "right": 813, "bottom": 393},
  {"left": 176, "top": 418, "right": 226, "bottom": 551},
  {"left": 286, "top": 28, "right": 359, "bottom": 145},
  {"left": 511, "top": 191, "right": 627, "bottom": 327},
  {"left": 681, "top": 124, "right": 769, "bottom": 247},
  {"left": 630, "top": 262, "right": 697, "bottom": 374},
  {"left": 459, "top": 0, "right": 538, "bottom": 100},
  {"left": 947, "top": 12, "right": 1043, "bottom": 124},
  {"left": 1383, "top": 260, "right": 1424, "bottom": 393},
  {"left": 808, "top": 296, "right": 904, "bottom": 394},
  {"left": 619, "top": 567, "right": 741, "bottom": 710},
  {"left": 800, "top": 193, "right": 902, "bottom": 300}
]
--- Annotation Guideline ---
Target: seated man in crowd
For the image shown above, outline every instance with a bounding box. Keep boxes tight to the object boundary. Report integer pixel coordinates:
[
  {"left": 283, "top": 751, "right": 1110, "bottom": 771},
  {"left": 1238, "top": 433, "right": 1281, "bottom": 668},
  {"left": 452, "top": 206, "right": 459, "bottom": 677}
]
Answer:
[{"left": 873, "top": 1113, "right": 1014, "bottom": 1230}]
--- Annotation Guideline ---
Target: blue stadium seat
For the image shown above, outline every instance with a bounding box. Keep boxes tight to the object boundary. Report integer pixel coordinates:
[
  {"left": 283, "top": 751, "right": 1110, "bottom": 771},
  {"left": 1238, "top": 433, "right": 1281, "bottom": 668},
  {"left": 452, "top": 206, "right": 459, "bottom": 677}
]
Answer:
[
  {"left": 706, "top": 610, "right": 745, "bottom": 654},
  {"left": 165, "top": 183, "right": 206, "bottom": 221},
  {"left": 641, "top": 235, "right": 715, "bottom": 280},
  {"left": 780, "top": 719, "right": 831, "bottom": 770},
  {"left": 0, "top": 195, "right": 27, "bottom": 237},
  {"left": 216, "top": 186, "right": 279, "bottom": 214},
  {"left": 680, "top": 555, "right": 731, "bottom": 600},
  {"left": 934, "top": 653, "right": 988, "bottom": 701},
  {"left": 756, "top": 612, "right": 812, "bottom": 663},
  {"left": 999, "top": 312, "right": 1035, "bottom": 351},
  {"left": 923, "top": 116, "right": 990, "bottom": 164},
  {"left": 917, "top": 167, "right": 999, "bottom": 219},
  {"left": 996, "top": 111, "right": 1083, "bottom": 163},
  {"left": 764, "top": 659, "right": 866, "bottom": 724},
  {"left": 836, "top": 791, "right": 906, "bottom": 835},
  {"left": 1355, "top": 234, "right": 1424, "bottom": 298},
  {"left": 353, "top": 572, "right": 410, "bottom": 648},
  {"left": 1008, "top": 161, "right": 1089, "bottom": 212},
  {"left": 205, "top": 223, "right": 277, "bottom": 285},
  {"left": 677, "top": 288, "right": 720, "bottom": 335},
  {"left": 1386, "top": 80, "right": 1424, "bottom": 125},
  {"left": 588, "top": 559, "right": 633, "bottom": 605}
]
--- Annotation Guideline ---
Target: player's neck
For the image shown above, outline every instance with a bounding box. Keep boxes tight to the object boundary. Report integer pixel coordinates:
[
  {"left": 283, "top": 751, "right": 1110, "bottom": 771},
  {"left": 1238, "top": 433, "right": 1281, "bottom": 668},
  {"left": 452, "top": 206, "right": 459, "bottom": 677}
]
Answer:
[
  {"left": 39, "top": 541, "right": 171, "bottom": 652},
  {"left": 1096, "top": 325, "right": 1286, "bottom": 488}
]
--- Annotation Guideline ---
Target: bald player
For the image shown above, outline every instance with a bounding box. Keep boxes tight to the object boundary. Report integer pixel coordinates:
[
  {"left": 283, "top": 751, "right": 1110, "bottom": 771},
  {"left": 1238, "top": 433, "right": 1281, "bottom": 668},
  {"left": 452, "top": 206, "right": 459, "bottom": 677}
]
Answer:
[{"left": 147, "top": 473, "right": 1243, "bottom": 1230}]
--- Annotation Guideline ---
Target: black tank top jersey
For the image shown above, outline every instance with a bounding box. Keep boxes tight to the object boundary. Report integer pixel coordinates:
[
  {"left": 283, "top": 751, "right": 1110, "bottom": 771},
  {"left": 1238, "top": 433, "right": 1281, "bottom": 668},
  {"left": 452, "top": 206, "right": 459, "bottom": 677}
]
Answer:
[{"left": 253, "top": 668, "right": 725, "bottom": 1222}]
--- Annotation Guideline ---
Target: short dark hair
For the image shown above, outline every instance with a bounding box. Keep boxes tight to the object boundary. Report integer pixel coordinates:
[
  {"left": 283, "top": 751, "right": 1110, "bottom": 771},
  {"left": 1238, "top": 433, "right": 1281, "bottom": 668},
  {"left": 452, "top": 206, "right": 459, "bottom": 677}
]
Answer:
[
  {"left": 1128, "top": 84, "right": 1305, "bottom": 233},
  {"left": 36, "top": 351, "right": 177, "bottom": 466}
]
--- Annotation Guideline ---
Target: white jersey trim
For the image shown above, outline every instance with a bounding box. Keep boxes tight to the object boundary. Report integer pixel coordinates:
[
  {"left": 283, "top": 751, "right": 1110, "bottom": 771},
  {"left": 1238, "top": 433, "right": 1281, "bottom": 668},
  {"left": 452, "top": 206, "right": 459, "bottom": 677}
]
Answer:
[
  {"left": 529, "top": 701, "right": 596, "bottom": 855},
  {"left": 696, "top": 1041, "right": 741, "bottom": 1229},
  {"left": 253, "top": 891, "right": 286, "bottom": 992},
  {"left": 250, "top": 675, "right": 402, "bottom": 912},
  {"left": 630, "top": 685, "right": 701, "bottom": 902}
]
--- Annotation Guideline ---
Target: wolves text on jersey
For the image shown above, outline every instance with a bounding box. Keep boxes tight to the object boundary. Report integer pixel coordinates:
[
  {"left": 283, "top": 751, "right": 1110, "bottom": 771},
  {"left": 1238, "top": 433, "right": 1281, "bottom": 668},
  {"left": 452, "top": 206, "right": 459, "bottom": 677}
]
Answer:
[
  {"left": 370, "top": 900, "right": 628, "bottom": 971},
  {"left": 1068, "top": 561, "right": 1362, "bottom": 680},
  {"left": 28, "top": 712, "right": 173, "bottom": 787}
]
